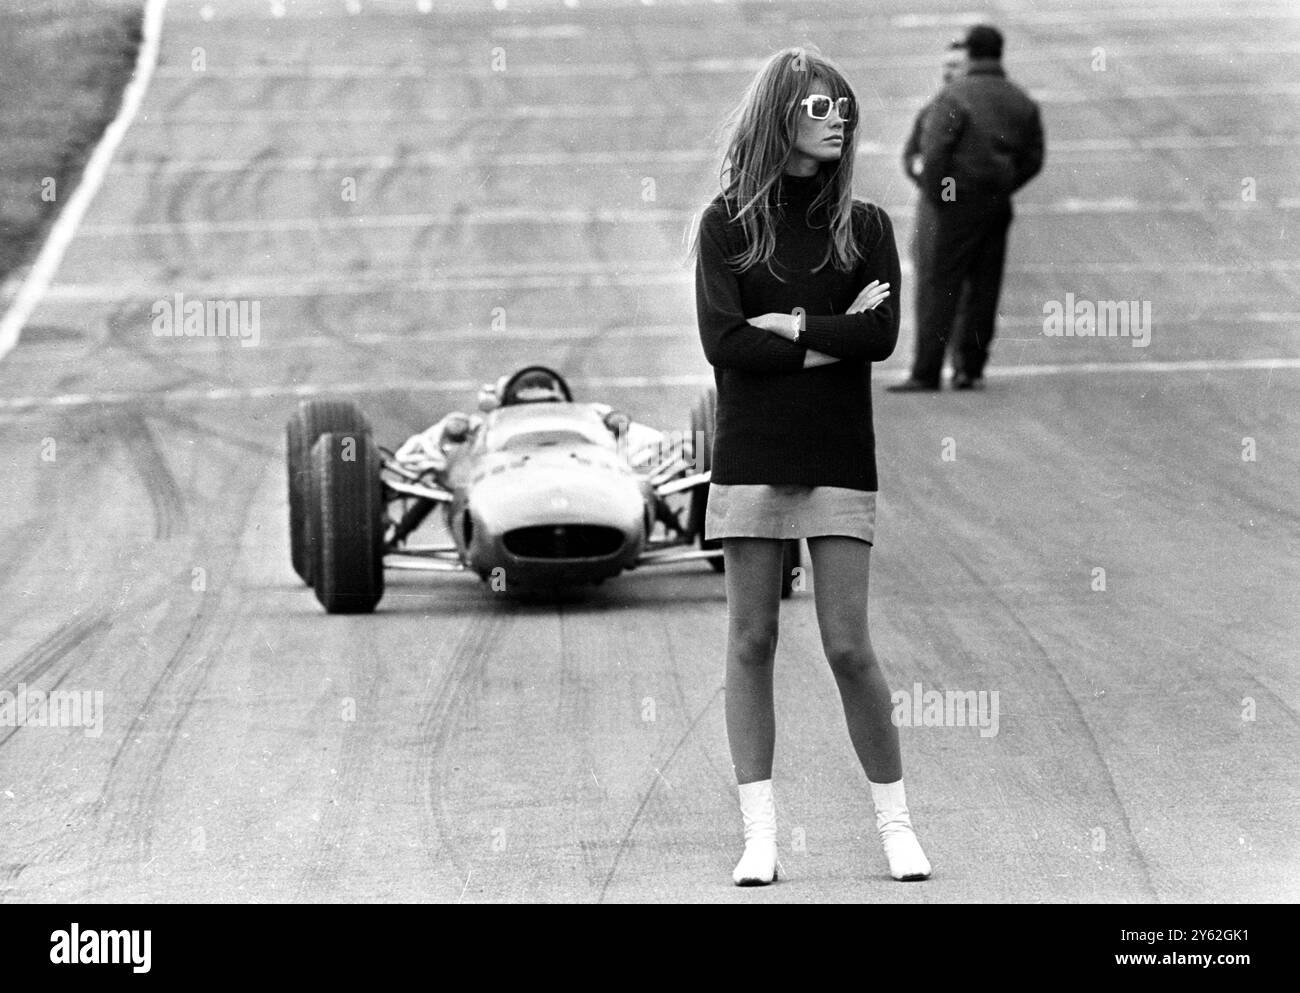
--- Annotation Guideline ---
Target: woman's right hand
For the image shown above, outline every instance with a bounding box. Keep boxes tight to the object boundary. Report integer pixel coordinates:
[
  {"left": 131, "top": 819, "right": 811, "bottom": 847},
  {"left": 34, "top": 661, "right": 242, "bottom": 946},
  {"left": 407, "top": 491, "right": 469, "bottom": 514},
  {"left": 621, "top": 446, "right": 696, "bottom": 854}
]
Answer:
[{"left": 847, "top": 280, "right": 891, "bottom": 314}]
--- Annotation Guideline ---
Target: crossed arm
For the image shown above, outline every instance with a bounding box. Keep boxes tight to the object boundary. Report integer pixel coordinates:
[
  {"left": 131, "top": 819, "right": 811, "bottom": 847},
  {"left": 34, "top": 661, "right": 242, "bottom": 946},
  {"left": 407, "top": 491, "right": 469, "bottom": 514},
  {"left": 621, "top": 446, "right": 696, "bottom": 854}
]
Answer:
[
  {"left": 748, "top": 279, "right": 891, "bottom": 367},
  {"left": 696, "top": 207, "right": 901, "bottom": 372}
]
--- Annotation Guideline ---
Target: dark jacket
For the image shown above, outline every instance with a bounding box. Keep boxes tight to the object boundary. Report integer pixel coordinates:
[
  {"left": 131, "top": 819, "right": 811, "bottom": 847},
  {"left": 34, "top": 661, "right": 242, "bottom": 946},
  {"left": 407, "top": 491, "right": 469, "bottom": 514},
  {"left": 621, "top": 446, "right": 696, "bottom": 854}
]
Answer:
[{"left": 916, "top": 59, "right": 1044, "bottom": 204}]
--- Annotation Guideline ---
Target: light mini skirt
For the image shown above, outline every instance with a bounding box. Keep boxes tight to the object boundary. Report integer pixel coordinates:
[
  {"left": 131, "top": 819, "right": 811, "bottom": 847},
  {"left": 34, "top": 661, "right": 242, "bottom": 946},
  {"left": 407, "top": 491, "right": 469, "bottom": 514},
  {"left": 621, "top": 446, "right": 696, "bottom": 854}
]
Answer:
[{"left": 704, "top": 483, "right": 876, "bottom": 545}]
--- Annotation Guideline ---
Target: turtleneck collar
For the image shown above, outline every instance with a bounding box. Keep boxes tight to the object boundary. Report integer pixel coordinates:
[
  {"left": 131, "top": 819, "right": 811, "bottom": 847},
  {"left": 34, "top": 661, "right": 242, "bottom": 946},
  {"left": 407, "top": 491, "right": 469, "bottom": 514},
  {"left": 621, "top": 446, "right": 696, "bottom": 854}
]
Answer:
[{"left": 776, "top": 169, "right": 826, "bottom": 209}]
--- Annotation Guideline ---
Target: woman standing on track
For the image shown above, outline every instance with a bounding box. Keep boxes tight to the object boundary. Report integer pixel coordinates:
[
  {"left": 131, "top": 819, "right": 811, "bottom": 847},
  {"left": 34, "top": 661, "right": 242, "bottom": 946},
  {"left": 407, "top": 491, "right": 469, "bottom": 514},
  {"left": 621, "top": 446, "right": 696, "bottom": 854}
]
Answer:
[{"left": 692, "top": 48, "right": 932, "bottom": 886}]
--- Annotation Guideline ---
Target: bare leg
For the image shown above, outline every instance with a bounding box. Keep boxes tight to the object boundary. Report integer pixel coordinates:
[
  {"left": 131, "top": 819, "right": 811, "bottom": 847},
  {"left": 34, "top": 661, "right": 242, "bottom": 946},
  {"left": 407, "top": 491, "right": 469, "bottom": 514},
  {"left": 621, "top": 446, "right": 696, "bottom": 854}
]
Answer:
[
  {"left": 721, "top": 537, "right": 787, "bottom": 884},
  {"left": 806, "top": 535, "right": 930, "bottom": 879},
  {"left": 805, "top": 535, "right": 901, "bottom": 782},
  {"left": 721, "top": 537, "right": 786, "bottom": 785}
]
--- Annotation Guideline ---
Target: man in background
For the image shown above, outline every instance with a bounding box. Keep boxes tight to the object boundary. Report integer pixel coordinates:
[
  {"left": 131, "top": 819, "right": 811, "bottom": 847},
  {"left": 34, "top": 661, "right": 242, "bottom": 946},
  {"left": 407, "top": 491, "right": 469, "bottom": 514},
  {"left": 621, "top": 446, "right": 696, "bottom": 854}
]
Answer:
[
  {"left": 889, "top": 24, "right": 1045, "bottom": 392},
  {"left": 902, "top": 39, "right": 967, "bottom": 182}
]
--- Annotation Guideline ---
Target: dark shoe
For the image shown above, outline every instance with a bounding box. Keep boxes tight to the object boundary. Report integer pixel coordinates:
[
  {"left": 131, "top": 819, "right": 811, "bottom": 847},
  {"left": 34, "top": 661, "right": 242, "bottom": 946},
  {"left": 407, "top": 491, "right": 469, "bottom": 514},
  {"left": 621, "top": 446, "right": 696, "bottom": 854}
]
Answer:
[
  {"left": 886, "top": 378, "right": 940, "bottom": 393},
  {"left": 952, "top": 372, "right": 985, "bottom": 390}
]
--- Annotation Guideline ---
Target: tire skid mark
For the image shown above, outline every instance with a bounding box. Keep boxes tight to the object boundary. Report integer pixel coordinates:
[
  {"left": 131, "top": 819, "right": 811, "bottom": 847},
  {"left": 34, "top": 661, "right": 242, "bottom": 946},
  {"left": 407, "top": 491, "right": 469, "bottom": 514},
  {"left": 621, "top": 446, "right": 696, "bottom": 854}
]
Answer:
[
  {"left": 412, "top": 89, "right": 500, "bottom": 281},
  {"left": 230, "top": 146, "right": 288, "bottom": 267},
  {"left": 87, "top": 460, "right": 266, "bottom": 893},
  {"left": 158, "top": 67, "right": 226, "bottom": 119},
  {"left": 417, "top": 609, "right": 503, "bottom": 892},
  {"left": 941, "top": 542, "right": 1161, "bottom": 901},
  {"left": 157, "top": 137, "right": 200, "bottom": 271},
  {"left": 301, "top": 272, "right": 350, "bottom": 346},
  {"left": 1026, "top": 14, "right": 1300, "bottom": 304},
  {"left": 147, "top": 406, "right": 279, "bottom": 459},
  {"left": 105, "top": 318, "right": 214, "bottom": 391},
  {"left": 0, "top": 862, "right": 27, "bottom": 902},
  {"left": 314, "top": 75, "right": 361, "bottom": 262},
  {"left": 917, "top": 389, "right": 1298, "bottom": 734},
  {"left": 1204, "top": 636, "right": 1300, "bottom": 727},
  {"left": 112, "top": 408, "right": 189, "bottom": 540},
  {"left": 0, "top": 613, "right": 110, "bottom": 686},
  {"left": 0, "top": 454, "right": 62, "bottom": 600},
  {"left": 885, "top": 446, "right": 1158, "bottom": 895},
  {"left": 590, "top": 18, "right": 672, "bottom": 334},
  {"left": 668, "top": 663, "right": 733, "bottom": 793},
  {"left": 90, "top": 578, "right": 223, "bottom": 891},
  {"left": 292, "top": 622, "right": 386, "bottom": 901},
  {"left": 0, "top": 611, "right": 113, "bottom": 750},
  {"left": 597, "top": 684, "right": 723, "bottom": 903}
]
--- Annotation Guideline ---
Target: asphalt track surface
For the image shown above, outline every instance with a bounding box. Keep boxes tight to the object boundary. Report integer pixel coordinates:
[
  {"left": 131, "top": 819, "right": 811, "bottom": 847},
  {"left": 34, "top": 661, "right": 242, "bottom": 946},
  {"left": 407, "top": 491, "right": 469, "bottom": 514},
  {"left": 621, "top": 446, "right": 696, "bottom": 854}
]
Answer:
[{"left": 0, "top": 0, "right": 1296, "bottom": 903}]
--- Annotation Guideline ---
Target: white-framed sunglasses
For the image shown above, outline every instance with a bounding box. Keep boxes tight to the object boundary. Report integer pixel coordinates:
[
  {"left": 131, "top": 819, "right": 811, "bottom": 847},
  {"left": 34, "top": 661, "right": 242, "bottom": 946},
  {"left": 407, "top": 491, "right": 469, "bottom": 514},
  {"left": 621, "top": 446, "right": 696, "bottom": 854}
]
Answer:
[{"left": 799, "top": 94, "right": 854, "bottom": 122}]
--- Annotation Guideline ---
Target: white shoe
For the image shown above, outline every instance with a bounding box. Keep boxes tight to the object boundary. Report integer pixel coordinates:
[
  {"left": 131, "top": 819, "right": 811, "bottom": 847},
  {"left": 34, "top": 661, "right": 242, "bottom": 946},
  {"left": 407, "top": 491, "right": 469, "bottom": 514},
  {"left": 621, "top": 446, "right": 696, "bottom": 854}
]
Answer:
[
  {"left": 733, "top": 780, "right": 781, "bottom": 886},
  {"left": 869, "top": 778, "right": 932, "bottom": 881},
  {"left": 879, "top": 825, "right": 932, "bottom": 881},
  {"left": 733, "top": 840, "right": 781, "bottom": 886}
]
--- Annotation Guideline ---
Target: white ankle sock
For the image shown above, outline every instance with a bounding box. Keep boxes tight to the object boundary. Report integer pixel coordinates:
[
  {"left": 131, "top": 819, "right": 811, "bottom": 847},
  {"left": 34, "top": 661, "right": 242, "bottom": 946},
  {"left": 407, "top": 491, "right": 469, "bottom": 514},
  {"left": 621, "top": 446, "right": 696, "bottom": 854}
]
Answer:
[
  {"left": 733, "top": 779, "right": 780, "bottom": 885},
  {"left": 869, "top": 778, "right": 932, "bottom": 881}
]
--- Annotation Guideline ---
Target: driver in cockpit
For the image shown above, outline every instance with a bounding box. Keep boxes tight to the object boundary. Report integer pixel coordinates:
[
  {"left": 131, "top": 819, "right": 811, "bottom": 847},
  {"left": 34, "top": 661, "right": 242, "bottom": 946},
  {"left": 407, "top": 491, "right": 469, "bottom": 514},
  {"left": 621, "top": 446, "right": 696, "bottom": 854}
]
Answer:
[{"left": 393, "top": 372, "right": 665, "bottom": 480}]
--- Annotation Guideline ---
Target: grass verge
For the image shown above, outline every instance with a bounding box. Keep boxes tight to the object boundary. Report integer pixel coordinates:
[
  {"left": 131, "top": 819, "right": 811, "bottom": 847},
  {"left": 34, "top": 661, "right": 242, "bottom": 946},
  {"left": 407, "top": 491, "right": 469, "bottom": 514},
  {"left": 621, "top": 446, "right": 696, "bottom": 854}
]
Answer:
[{"left": 0, "top": 0, "right": 144, "bottom": 287}]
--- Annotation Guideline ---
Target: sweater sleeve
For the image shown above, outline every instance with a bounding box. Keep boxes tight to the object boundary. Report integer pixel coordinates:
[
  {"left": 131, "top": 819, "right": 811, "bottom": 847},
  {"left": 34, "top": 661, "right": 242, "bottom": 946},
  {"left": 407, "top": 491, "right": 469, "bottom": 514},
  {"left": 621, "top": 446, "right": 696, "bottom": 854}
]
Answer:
[
  {"left": 695, "top": 206, "right": 807, "bottom": 374},
  {"left": 796, "top": 206, "right": 901, "bottom": 363}
]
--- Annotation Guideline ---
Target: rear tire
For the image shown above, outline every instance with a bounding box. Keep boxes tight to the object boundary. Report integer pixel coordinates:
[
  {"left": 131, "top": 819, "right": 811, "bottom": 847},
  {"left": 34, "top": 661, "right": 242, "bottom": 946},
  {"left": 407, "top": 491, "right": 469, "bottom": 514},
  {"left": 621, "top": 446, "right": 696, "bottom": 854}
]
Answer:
[
  {"left": 688, "top": 387, "right": 725, "bottom": 573},
  {"left": 287, "top": 399, "right": 371, "bottom": 585},
  {"left": 309, "top": 431, "right": 385, "bottom": 614}
]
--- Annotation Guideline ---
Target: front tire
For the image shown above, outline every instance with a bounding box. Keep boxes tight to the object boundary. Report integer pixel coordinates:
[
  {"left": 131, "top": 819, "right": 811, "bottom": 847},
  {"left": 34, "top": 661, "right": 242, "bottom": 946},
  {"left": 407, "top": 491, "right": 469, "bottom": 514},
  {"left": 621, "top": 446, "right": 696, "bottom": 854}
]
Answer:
[
  {"left": 286, "top": 399, "right": 371, "bottom": 585},
  {"left": 308, "top": 431, "right": 385, "bottom": 614}
]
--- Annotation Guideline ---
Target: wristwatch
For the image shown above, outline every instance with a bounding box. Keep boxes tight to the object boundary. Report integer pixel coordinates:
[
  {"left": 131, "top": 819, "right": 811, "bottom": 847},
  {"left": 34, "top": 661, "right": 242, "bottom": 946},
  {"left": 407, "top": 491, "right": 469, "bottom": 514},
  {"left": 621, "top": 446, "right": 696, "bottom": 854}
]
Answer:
[{"left": 790, "top": 308, "right": 804, "bottom": 342}]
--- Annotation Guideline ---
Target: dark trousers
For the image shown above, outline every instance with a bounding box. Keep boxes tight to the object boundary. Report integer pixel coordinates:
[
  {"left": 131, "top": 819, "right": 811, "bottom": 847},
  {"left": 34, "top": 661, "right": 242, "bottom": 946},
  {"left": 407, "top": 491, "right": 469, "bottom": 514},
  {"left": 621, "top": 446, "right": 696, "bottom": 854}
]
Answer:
[{"left": 911, "top": 194, "right": 1013, "bottom": 383}]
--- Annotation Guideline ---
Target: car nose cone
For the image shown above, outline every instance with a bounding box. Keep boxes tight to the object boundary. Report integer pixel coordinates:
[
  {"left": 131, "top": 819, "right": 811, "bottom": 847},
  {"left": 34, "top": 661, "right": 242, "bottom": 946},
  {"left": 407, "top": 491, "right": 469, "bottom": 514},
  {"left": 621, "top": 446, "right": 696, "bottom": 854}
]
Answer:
[{"left": 471, "top": 451, "right": 644, "bottom": 532}]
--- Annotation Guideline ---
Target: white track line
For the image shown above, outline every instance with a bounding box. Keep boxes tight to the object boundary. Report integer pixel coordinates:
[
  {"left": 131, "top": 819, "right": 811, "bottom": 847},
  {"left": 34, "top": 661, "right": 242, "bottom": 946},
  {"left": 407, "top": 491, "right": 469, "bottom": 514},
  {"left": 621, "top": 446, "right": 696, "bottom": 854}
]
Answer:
[
  {"left": 991, "top": 357, "right": 1300, "bottom": 378},
  {"left": 146, "top": 41, "right": 1300, "bottom": 78},
  {"left": 8, "top": 315, "right": 1298, "bottom": 360},
  {"left": 72, "top": 197, "right": 1296, "bottom": 239},
  {"left": 147, "top": 62, "right": 1300, "bottom": 97},
  {"left": 0, "top": 358, "right": 1296, "bottom": 413},
  {"left": 37, "top": 269, "right": 695, "bottom": 300},
  {"left": 107, "top": 133, "right": 1300, "bottom": 174},
  {"left": 0, "top": 0, "right": 168, "bottom": 364},
  {"left": 129, "top": 95, "right": 1300, "bottom": 123},
  {"left": 32, "top": 267, "right": 1300, "bottom": 299}
]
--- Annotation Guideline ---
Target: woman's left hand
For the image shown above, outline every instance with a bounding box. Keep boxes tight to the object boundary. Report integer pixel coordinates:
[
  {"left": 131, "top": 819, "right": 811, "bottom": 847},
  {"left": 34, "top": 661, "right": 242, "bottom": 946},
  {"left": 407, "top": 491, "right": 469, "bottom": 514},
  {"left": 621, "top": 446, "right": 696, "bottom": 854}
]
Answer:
[{"left": 847, "top": 281, "right": 890, "bottom": 314}]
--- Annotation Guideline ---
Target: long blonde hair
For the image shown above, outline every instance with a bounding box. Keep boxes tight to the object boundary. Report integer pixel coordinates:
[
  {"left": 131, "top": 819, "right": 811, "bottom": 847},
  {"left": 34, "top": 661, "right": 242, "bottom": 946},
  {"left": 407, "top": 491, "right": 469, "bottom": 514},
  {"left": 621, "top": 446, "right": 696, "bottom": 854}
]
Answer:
[{"left": 691, "top": 47, "right": 866, "bottom": 277}]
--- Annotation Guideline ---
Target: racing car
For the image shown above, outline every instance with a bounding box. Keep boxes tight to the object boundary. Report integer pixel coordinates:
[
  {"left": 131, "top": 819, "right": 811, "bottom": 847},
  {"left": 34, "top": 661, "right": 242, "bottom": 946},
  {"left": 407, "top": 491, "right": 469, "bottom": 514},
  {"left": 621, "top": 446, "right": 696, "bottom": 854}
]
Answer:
[{"left": 285, "top": 365, "right": 801, "bottom": 613}]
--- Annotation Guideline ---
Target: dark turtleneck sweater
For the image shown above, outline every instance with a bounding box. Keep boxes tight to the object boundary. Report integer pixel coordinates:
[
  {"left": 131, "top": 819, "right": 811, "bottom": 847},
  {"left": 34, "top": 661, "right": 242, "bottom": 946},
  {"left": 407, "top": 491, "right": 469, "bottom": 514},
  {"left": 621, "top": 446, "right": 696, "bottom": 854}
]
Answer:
[{"left": 694, "top": 171, "right": 901, "bottom": 491}]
